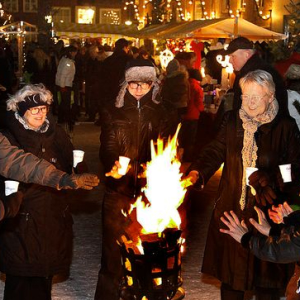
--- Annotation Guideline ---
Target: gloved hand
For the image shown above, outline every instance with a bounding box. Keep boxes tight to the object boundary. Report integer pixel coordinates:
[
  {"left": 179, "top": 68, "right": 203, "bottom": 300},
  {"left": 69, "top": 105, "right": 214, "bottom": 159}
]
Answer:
[
  {"left": 248, "top": 170, "right": 276, "bottom": 206},
  {"left": 59, "top": 173, "right": 99, "bottom": 190},
  {"left": 2, "top": 191, "right": 24, "bottom": 219}
]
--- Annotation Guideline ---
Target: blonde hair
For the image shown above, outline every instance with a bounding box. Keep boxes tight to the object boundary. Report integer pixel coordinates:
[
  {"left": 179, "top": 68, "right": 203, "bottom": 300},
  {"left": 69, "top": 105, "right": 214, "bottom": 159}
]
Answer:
[{"left": 7, "top": 83, "right": 53, "bottom": 112}]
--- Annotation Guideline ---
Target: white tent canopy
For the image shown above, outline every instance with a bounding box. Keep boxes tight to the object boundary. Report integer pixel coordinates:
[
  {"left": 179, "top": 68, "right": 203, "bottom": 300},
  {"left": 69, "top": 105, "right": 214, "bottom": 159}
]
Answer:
[{"left": 137, "top": 18, "right": 287, "bottom": 42}]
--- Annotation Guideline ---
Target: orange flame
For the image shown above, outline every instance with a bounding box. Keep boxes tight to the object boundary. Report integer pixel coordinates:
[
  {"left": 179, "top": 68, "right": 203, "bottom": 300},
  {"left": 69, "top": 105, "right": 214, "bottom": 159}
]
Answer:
[{"left": 130, "top": 125, "right": 190, "bottom": 234}]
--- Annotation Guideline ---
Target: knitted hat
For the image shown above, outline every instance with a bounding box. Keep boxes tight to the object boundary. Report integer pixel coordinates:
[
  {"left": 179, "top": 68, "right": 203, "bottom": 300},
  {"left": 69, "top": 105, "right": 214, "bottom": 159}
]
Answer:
[
  {"left": 18, "top": 93, "right": 47, "bottom": 116},
  {"left": 115, "top": 59, "right": 160, "bottom": 108}
]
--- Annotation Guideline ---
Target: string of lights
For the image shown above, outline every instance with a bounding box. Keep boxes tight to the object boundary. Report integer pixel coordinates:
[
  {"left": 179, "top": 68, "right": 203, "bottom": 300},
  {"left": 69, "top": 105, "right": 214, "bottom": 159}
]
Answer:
[{"left": 253, "top": 0, "right": 272, "bottom": 20}]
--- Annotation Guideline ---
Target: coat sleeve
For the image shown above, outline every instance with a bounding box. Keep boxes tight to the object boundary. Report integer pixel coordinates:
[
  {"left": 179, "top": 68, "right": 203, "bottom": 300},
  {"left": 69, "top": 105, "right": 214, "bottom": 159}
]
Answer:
[
  {"left": 0, "top": 133, "right": 65, "bottom": 188},
  {"left": 250, "top": 230, "right": 300, "bottom": 264}
]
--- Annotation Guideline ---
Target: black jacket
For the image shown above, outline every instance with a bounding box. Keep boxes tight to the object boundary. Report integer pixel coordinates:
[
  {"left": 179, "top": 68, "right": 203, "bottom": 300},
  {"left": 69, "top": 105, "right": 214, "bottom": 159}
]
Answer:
[
  {"left": 100, "top": 90, "right": 175, "bottom": 198},
  {"left": 0, "top": 112, "right": 74, "bottom": 277},
  {"left": 189, "top": 109, "right": 300, "bottom": 291},
  {"left": 243, "top": 210, "right": 300, "bottom": 264}
]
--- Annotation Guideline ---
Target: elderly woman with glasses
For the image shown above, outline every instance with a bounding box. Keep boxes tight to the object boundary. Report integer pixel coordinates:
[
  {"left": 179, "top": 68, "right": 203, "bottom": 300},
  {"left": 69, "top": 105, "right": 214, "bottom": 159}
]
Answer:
[
  {"left": 0, "top": 83, "right": 81, "bottom": 300},
  {"left": 95, "top": 59, "right": 175, "bottom": 300},
  {"left": 186, "top": 69, "right": 300, "bottom": 300}
]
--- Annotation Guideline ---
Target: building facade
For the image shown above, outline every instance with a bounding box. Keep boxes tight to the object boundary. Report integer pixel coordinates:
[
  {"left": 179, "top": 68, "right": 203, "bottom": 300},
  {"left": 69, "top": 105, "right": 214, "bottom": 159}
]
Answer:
[{"left": 1, "top": 0, "right": 292, "bottom": 34}]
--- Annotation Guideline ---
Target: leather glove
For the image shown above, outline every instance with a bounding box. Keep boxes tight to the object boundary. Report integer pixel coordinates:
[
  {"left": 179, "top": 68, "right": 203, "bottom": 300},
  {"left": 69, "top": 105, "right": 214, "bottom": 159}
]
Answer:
[
  {"left": 248, "top": 170, "right": 276, "bottom": 206},
  {"left": 59, "top": 173, "right": 99, "bottom": 190},
  {"left": 2, "top": 191, "right": 23, "bottom": 218}
]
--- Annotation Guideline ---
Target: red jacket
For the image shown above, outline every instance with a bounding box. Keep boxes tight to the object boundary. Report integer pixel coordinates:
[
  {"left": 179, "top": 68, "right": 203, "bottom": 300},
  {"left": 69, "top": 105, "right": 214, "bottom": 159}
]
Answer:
[{"left": 182, "top": 78, "right": 204, "bottom": 120}]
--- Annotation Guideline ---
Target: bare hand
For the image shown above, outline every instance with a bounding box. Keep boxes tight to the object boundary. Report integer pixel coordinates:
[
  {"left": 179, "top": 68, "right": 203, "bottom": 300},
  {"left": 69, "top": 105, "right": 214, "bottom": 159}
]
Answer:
[
  {"left": 186, "top": 170, "right": 200, "bottom": 185},
  {"left": 220, "top": 211, "right": 248, "bottom": 243},
  {"left": 268, "top": 202, "right": 294, "bottom": 224},
  {"left": 105, "top": 161, "right": 130, "bottom": 179},
  {"left": 249, "top": 206, "right": 271, "bottom": 236}
]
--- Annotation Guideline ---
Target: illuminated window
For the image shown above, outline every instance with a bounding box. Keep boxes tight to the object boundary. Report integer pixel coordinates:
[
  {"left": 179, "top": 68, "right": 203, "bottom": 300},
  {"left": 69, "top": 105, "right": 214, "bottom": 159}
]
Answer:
[
  {"left": 53, "top": 7, "right": 71, "bottom": 24},
  {"left": 23, "top": 0, "right": 37, "bottom": 12},
  {"left": 100, "top": 9, "right": 121, "bottom": 25},
  {"left": 76, "top": 6, "right": 95, "bottom": 24},
  {"left": 3, "top": 0, "right": 18, "bottom": 12},
  {"left": 194, "top": 0, "right": 202, "bottom": 20}
]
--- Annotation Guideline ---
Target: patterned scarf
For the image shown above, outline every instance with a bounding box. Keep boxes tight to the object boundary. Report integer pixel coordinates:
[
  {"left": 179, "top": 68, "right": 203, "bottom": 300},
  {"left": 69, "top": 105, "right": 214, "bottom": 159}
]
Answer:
[{"left": 239, "top": 99, "right": 279, "bottom": 210}]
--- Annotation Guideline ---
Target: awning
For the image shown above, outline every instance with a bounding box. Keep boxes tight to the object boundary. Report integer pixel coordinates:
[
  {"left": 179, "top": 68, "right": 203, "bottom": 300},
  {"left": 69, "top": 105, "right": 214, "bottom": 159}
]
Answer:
[
  {"left": 54, "top": 22, "right": 138, "bottom": 39},
  {"left": 135, "top": 19, "right": 221, "bottom": 39},
  {"left": 136, "top": 18, "right": 287, "bottom": 42},
  {"left": 0, "top": 21, "right": 37, "bottom": 35}
]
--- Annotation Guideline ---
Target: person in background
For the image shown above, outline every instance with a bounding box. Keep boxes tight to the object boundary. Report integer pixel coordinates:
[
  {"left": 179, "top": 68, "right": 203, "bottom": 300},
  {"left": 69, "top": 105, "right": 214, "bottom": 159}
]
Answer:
[
  {"left": 130, "top": 46, "right": 139, "bottom": 59},
  {"left": 181, "top": 68, "right": 204, "bottom": 162},
  {"left": 186, "top": 70, "right": 300, "bottom": 300},
  {"left": 224, "top": 37, "right": 288, "bottom": 115},
  {"left": 95, "top": 59, "right": 174, "bottom": 300},
  {"left": 220, "top": 202, "right": 300, "bottom": 300},
  {"left": 100, "top": 38, "right": 132, "bottom": 107},
  {"left": 161, "top": 58, "right": 189, "bottom": 129},
  {"left": 0, "top": 83, "right": 89, "bottom": 300},
  {"left": 85, "top": 45, "right": 102, "bottom": 122},
  {"left": 55, "top": 45, "right": 78, "bottom": 126}
]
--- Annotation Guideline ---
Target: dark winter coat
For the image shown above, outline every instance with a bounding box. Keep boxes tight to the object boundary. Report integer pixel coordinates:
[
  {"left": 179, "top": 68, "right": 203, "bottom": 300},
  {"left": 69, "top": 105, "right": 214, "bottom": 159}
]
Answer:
[
  {"left": 101, "top": 50, "right": 132, "bottom": 104},
  {"left": 0, "top": 112, "right": 74, "bottom": 277},
  {"left": 161, "top": 71, "right": 189, "bottom": 110},
  {"left": 233, "top": 53, "right": 288, "bottom": 115},
  {"left": 100, "top": 89, "right": 175, "bottom": 198},
  {"left": 189, "top": 109, "right": 300, "bottom": 291}
]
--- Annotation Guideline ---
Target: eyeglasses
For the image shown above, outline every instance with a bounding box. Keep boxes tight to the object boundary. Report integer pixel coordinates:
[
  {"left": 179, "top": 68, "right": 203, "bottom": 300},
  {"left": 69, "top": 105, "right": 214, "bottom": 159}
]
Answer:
[
  {"left": 28, "top": 106, "right": 49, "bottom": 115},
  {"left": 128, "top": 81, "right": 152, "bottom": 90},
  {"left": 240, "top": 94, "right": 270, "bottom": 102}
]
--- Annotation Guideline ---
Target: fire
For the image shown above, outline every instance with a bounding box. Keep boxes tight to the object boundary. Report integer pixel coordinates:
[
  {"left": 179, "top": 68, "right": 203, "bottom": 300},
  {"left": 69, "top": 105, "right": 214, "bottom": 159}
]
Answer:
[{"left": 130, "top": 125, "right": 191, "bottom": 234}]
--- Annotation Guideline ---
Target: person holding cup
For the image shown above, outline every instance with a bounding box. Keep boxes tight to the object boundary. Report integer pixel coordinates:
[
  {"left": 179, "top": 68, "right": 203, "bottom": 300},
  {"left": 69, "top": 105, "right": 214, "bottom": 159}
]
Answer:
[
  {"left": 186, "top": 70, "right": 300, "bottom": 300},
  {"left": 0, "top": 83, "right": 93, "bottom": 300},
  {"left": 96, "top": 59, "right": 175, "bottom": 300}
]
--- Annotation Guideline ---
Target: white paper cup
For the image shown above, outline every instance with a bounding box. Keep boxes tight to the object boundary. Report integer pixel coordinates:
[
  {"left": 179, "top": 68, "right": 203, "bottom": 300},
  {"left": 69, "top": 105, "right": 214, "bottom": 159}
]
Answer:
[
  {"left": 118, "top": 156, "right": 130, "bottom": 175},
  {"left": 279, "top": 164, "right": 292, "bottom": 183},
  {"left": 246, "top": 167, "right": 258, "bottom": 186},
  {"left": 73, "top": 150, "right": 85, "bottom": 168},
  {"left": 5, "top": 180, "right": 19, "bottom": 196}
]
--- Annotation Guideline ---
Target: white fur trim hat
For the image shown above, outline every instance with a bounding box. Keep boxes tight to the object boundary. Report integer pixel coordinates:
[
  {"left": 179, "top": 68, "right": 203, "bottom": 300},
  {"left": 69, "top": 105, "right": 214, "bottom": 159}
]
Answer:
[{"left": 115, "top": 59, "right": 160, "bottom": 108}]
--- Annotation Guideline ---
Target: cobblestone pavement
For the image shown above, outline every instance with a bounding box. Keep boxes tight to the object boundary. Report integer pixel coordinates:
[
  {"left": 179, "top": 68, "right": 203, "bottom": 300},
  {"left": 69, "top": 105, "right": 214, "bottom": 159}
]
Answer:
[{"left": 0, "top": 123, "right": 286, "bottom": 299}]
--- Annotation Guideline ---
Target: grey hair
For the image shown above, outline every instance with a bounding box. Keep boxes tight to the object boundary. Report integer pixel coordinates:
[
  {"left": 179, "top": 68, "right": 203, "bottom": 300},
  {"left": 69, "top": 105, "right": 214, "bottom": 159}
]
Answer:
[
  {"left": 7, "top": 83, "right": 53, "bottom": 112},
  {"left": 239, "top": 69, "right": 275, "bottom": 95}
]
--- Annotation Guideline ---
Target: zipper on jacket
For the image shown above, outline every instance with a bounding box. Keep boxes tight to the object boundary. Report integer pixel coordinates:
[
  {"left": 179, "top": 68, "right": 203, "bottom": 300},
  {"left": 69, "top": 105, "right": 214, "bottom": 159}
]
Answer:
[
  {"left": 133, "top": 100, "right": 142, "bottom": 197},
  {"left": 19, "top": 212, "right": 29, "bottom": 221}
]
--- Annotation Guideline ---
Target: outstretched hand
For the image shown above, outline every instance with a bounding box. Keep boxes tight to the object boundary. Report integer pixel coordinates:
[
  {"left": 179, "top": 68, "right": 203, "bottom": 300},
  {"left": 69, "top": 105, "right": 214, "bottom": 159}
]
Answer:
[
  {"left": 249, "top": 206, "right": 271, "bottom": 237},
  {"left": 268, "top": 202, "right": 293, "bottom": 224},
  {"left": 220, "top": 211, "right": 248, "bottom": 243},
  {"left": 105, "top": 161, "right": 131, "bottom": 179}
]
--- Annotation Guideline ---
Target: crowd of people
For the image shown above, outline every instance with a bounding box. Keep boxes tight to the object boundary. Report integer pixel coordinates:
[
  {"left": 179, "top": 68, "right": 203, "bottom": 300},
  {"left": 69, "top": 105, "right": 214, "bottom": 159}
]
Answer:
[{"left": 0, "top": 33, "right": 299, "bottom": 300}]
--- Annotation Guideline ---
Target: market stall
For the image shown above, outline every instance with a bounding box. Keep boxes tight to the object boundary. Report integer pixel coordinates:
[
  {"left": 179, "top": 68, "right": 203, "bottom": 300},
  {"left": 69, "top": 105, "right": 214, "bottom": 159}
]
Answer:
[
  {"left": 0, "top": 21, "right": 38, "bottom": 75},
  {"left": 54, "top": 22, "right": 138, "bottom": 44},
  {"left": 136, "top": 18, "right": 287, "bottom": 41}
]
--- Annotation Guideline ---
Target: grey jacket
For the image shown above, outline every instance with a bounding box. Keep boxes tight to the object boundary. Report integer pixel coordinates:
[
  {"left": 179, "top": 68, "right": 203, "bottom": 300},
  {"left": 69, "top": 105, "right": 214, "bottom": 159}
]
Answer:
[{"left": 0, "top": 133, "right": 65, "bottom": 188}]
